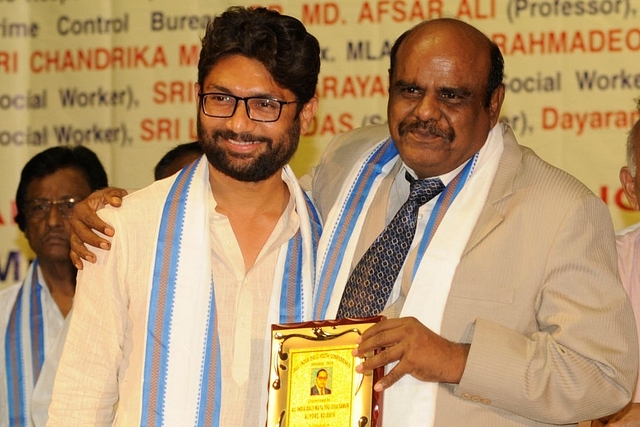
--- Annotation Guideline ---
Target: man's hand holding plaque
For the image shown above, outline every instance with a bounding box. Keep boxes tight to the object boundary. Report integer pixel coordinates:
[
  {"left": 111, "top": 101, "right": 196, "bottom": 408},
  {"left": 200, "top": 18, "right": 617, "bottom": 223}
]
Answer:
[{"left": 353, "top": 317, "right": 470, "bottom": 392}]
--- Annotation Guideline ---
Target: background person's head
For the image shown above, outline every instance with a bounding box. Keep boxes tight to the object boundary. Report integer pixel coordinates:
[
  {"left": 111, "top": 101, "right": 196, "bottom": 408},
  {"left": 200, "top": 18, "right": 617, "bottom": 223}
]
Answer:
[
  {"left": 194, "top": 6, "right": 320, "bottom": 183},
  {"left": 154, "top": 141, "right": 203, "bottom": 180},
  {"left": 386, "top": 18, "right": 505, "bottom": 179},
  {"left": 15, "top": 146, "right": 108, "bottom": 261},
  {"left": 620, "top": 98, "right": 640, "bottom": 210}
]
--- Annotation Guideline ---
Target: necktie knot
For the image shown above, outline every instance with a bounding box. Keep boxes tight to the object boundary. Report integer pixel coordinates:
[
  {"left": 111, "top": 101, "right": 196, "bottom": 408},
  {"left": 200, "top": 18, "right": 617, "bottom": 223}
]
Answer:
[
  {"left": 336, "top": 173, "right": 446, "bottom": 319},
  {"left": 407, "top": 172, "right": 445, "bottom": 207}
]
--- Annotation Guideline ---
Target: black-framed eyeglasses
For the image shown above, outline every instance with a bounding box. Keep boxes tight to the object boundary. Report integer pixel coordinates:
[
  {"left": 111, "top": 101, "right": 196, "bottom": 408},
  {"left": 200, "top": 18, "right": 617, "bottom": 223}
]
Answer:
[
  {"left": 23, "top": 197, "right": 79, "bottom": 220},
  {"left": 199, "top": 92, "right": 298, "bottom": 123}
]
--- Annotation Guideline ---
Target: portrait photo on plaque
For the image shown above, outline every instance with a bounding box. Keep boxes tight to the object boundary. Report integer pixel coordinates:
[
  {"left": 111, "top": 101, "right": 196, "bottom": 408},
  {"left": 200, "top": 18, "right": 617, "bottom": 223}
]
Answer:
[
  {"left": 310, "top": 368, "right": 332, "bottom": 396},
  {"left": 266, "top": 317, "right": 383, "bottom": 427}
]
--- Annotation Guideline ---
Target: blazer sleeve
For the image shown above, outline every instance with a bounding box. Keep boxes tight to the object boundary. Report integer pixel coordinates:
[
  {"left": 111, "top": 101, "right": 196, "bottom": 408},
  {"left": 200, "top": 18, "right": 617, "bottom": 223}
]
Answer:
[{"left": 456, "top": 193, "right": 638, "bottom": 424}]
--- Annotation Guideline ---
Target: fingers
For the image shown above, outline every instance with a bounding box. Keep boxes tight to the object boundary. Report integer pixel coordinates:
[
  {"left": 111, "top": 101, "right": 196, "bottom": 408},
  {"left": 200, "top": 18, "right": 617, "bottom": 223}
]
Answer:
[
  {"left": 69, "top": 233, "right": 97, "bottom": 267},
  {"left": 356, "top": 344, "right": 405, "bottom": 392},
  {"left": 102, "top": 188, "right": 128, "bottom": 207},
  {"left": 359, "top": 316, "right": 397, "bottom": 341},
  {"left": 76, "top": 210, "right": 114, "bottom": 239},
  {"left": 352, "top": 317, "right": 470, "bottom": 387},
  {"left": 353, "top": 318, "right": 413, "bottom": 392},
  {"left": 84, "top": 188, "right": 124, "bottom": 211},
  {"left": 354, "top": 318, "right": 412, "bottom": 357},
  {"left": 72, "top": 190, "right": 117, "bottom": 238},
  {"left": 69, "top": 242, "right": 85, "bottom": 270},
  {"left": 602, "top": 402, "right": 640, "bottom": 426},
  {"left": 70, "top": 208, "right": 112, "bottom": 245},
  {"left": 68, "top": 187, "right": 124, "bottom": 267},
  {"left": 356, "top": 343, "right": 399, "bottom": 373},
  {"left": 67, "top": 187, "right": 124, "bottom": 266},
  {"left": 374, "top": 358, "right": 408, "bottom": 391}
]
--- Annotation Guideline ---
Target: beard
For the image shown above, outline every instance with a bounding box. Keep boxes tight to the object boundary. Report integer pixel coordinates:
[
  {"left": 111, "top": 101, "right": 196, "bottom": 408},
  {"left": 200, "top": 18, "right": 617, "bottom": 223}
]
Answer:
[
  {"left": 197, "top": 115, "right": 301, "bottom": 182},
  {"left": 397, "top": 118, "right": 455, "bottom": 143}
]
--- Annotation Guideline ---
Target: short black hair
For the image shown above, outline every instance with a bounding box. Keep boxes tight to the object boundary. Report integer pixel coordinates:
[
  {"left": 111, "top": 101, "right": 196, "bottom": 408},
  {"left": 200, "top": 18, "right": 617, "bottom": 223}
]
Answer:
[
  {"left": 154, "top": 142, "right": 203, "bottom": 180},
  {"left": 15, "top": 146, "right": 108, "bottom": 232},
  {"left": 197, "top": 6, "right": 320, "bottom": 109}
]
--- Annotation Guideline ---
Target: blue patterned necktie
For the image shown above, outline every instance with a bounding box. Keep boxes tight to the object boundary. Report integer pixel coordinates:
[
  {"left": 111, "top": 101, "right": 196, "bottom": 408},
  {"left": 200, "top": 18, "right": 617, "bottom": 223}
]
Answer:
[{"left": 336, "top": 172, "right": 445, "bottom": 318}]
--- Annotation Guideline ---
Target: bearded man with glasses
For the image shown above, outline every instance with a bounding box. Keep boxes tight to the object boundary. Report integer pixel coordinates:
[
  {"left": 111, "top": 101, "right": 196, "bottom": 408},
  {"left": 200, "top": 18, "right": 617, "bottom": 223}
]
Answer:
[
  {"left": 47, "top": 6, "right": 320, "bottom": 427},
  {"left": 0, "top": 146, "right": 107, "bottom": 427}
]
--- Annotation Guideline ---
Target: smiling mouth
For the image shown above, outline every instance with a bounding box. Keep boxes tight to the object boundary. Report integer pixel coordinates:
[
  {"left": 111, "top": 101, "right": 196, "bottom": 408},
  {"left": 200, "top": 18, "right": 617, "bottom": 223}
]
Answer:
[{"left": 228, "top": 139, "right": 262, "bottom": 146}]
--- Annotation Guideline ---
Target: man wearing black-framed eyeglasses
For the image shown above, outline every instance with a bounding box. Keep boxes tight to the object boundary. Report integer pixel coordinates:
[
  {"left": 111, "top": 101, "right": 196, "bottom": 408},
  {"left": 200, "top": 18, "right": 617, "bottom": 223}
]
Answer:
[
  {"left": 199, "top": 92, "right": 298, "bottom": 123},
  {"left": 48, "top": 7, "right": 320, "bottom": 426},
  {"left": 194, "top": 54, "right": 314, "bottom": 184}
]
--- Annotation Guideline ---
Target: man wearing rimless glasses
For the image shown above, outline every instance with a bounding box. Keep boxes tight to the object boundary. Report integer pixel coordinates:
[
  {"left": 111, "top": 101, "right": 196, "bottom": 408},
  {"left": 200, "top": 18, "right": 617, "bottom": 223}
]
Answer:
[{"left": 0, "top": 146, "right": 107, "bottom": 427}]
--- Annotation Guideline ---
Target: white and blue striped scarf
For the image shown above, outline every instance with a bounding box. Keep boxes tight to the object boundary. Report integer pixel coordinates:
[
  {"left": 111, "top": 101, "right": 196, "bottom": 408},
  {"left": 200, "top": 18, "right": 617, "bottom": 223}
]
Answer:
[
  {"left": 3, "top": 261, "right": 45, "bottom": 427},
  {"left": 140, "top": 157, "right": 320, "bottom": 426}
]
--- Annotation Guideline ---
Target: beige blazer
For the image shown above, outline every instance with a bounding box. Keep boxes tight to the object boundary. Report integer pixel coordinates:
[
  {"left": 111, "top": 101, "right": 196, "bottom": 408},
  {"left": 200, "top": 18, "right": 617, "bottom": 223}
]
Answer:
[{"left": 312, "top": 124, "right": 638, "bottom": 426}]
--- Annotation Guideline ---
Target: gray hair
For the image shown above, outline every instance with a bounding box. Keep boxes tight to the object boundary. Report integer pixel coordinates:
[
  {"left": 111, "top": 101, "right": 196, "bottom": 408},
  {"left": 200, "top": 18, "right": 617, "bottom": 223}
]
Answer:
[{"left": 626, "top": 98, "right": 640, "bottom": 176}]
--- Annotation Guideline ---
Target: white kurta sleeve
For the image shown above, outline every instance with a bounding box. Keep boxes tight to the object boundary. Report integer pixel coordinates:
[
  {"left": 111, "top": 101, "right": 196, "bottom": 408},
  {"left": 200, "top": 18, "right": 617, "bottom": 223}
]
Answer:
[{"left": 47, "top": 209, "right": 127, "bottom": 426}]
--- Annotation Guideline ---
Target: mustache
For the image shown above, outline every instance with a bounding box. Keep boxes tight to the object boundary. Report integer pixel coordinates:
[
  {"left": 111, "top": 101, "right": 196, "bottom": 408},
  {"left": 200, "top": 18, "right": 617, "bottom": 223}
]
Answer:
[
  {"left": 210, "top": 129, "right": 272, "bottom": 145},
  {"left": 397, "top": 119, "right": 454, "bottom": 143},
  {"left": 43, "top": 231, "right": 70, "bottom": 242}
]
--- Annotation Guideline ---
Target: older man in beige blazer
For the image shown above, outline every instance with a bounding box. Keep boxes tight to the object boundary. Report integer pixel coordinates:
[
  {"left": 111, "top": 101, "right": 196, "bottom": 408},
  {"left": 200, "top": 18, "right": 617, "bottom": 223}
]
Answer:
[{"left": 311, "top": 18, "right": 637, "bottom": 427}]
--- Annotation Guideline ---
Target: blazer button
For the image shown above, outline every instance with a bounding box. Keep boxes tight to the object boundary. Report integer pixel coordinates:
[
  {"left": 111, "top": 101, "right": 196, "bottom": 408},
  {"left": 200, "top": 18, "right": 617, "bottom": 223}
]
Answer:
[{"left": 461, "top": 393, "right": 471, "bottom": 400}]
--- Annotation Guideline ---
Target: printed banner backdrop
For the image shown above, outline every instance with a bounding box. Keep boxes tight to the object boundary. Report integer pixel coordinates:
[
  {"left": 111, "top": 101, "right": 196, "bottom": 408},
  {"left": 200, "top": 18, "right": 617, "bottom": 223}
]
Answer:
[{"left": 2, "top": 0, "right": 640, "bottom": 289}]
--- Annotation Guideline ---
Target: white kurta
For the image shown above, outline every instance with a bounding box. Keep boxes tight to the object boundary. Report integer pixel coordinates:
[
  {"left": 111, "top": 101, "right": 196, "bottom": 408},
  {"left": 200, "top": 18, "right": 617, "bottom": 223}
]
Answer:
[{"left": 48, "top": 159, "right": 318, "bottom": 427}]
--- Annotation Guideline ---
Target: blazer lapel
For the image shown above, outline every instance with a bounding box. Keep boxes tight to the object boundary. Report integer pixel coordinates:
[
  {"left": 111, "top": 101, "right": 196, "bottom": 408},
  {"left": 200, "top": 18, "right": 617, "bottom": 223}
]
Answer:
[{"left": 462, "top": 126, "right": 522, "bottom": 256}]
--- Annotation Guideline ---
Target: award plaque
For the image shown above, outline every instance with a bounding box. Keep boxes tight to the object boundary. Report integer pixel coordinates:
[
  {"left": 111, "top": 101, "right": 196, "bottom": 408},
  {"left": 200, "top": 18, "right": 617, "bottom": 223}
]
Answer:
[{"left": 266, "top": 317, "right": 383, "bottom": 427}]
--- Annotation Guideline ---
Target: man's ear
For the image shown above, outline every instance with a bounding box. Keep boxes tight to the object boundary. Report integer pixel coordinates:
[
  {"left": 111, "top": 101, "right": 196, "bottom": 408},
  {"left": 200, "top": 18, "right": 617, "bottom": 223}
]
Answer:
[
  {"left": 194, "top": 83, "right": 201, "bottom": 114},
  {"left": 620, "top": 166, "right": 639, "bottom": 210},
  {"left": 489, "top": 84, "right": 505, "bottom": 127},
  {"left": 298, "top": 97, "right": 319, "bottom": 136}
]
